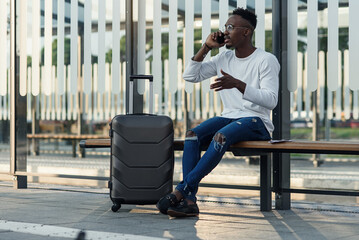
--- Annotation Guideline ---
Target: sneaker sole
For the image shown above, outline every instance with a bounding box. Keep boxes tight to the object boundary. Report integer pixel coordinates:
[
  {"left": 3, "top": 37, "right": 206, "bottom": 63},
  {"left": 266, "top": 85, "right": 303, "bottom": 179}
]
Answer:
[{"left": 167, "top": 209, "right": 199, "bottom": 218}]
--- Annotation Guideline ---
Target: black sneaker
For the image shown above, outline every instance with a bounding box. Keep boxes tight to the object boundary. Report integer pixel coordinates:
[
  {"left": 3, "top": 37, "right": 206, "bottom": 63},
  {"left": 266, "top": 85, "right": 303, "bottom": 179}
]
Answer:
[
  {"left": 167, "top": 200, "right": 199, "bottom": 217},
  {"left": 156, "top": 194, "right": 180, "bottom": 214}
]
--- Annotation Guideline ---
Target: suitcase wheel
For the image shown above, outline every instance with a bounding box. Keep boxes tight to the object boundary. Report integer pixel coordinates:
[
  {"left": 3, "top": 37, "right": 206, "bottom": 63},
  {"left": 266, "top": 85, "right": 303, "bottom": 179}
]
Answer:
[{"left": 111, "top": 203, "right": 121, "bottom": 212}]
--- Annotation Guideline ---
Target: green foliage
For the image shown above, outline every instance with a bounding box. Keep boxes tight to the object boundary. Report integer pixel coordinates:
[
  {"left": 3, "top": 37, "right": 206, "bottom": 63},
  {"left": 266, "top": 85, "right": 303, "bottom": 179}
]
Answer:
[
  {"left": 41, "top": 38, "right": 71, "bottom": 66},
  {"left": 291, "top": 127, "right": 359, "bottom": 140},
  {"left": 297, "top": 27, "right": 349, "bottom": 53},
  {"left": 27, "top": 56, "right": 32, "bottom": 67}
]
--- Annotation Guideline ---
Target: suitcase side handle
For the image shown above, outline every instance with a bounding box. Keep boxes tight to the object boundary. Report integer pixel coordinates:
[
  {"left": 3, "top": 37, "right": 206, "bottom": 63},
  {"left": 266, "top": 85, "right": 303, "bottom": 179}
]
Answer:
[{"left": 129, "top": 75, "right": 154, "bottom": 114}]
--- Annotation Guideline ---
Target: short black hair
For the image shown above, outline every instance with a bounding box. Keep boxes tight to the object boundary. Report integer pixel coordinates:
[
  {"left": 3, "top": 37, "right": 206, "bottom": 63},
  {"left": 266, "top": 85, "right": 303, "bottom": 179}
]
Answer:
[{"left": 232, "top": 7, "right": 257, "bottom": 29}]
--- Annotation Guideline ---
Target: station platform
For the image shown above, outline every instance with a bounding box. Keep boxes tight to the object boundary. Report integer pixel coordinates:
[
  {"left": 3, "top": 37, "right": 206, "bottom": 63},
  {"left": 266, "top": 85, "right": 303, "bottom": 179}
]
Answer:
[{"left": 1, "top": 182, "right": 359, "bottom": 240}]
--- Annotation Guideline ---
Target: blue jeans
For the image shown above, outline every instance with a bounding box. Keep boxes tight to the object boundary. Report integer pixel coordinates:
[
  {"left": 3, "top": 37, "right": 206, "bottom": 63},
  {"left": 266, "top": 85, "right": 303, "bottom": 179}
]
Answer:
[{"left": 175, "top": 116, "right": 271, "bottom": 203}]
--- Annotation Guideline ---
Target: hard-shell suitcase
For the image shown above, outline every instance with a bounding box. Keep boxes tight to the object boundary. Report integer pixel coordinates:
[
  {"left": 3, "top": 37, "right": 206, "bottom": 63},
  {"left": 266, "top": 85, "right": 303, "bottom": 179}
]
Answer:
[{"left": 109, "top": 75, "right": 174, "bottom": 212}]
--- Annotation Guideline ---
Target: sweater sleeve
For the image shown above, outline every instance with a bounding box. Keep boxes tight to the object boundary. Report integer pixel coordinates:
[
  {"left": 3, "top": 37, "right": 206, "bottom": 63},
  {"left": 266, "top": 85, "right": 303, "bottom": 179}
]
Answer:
[
  {"left": 243, "top": 54, "right": 280, "bottom": 110},
  {"left": 182, "top": 57, "right": 218, "bottom": 83}
]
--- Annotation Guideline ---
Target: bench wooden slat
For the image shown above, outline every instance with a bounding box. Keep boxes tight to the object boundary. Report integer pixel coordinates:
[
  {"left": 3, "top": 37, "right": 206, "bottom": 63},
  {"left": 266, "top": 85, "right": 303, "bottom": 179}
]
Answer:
[
  {"left": 79, "top": 139, "right": 111, "bottom": 148},
  {"left": 27, "top": 134, "right": 109, "bottom": 140},
  {"left": 79, "top": 138, "right": 359, "bottom": 155},
  {"left": 230, "top": 140, "right": 359, "bottom": 155}
]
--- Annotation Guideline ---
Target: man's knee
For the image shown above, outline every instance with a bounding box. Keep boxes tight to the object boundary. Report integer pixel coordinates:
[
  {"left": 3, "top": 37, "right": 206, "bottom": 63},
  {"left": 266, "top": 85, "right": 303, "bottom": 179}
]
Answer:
[
  {"left": 214, "top": 132, "right": 226, "bottom": 145},
  {"left": 185, "top": 130, "right": 197, "bottom": 141}
]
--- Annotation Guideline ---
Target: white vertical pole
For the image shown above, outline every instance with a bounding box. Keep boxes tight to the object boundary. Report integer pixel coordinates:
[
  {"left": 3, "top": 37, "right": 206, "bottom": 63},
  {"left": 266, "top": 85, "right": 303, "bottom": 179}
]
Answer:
[
  {"left": 287, "top": 0, "right": 297, "bottom": 92},
  {"left": 137, "top": 0, "right": 146, "bottom": 94},
  {"left": 353, "top": 91, "right": 358, "bottom": 119},
  {"left": 201, "top": 0, "right": 211, "bottom": 95},
  {"left": 7, "top": 68, "right": 10, "bottom": 120},
  {"left": 0, "top": 0, "right": 7, "bottom": 96},
  {"left": 145, "top": 60, "right": 151, "bottom": 113},
  {"left": 7, "top": 68, "right": 11, "bottom": 120},
  {"left": 71, "top": 0, "right": 78, "bottom": 95},
  {"left": 318, "top": 51, "right": 325, "bottom": 120},
  {"left": 344, "top": 50, "right": 350, "bottom": 119},
  {"left": 32, "top": 0, "right": 40, "bottom": 96},
  {"left": 97, "top": 0, "right": 105, "bottom": 95},
  {"left": 93, "top": 64, "right": 98, "bottom": 120},
  {"left": 307, "top": 0, "right": 318, "bottom": 92},
  {"left": 184, "top": 0, "right": 194, "bottom": 94},
  {"left": 41, "top": 67, "right": 46, "bottom": 120},
  {"left": 67, "top": 66, "right": 72, "bottom": 120},
  {"left": 327, "top": 89, "right": 333, "bottom": 120},
  {"left": 177, "top": 59, "right": 183, "bottom": 120},
  {"left": 112, "top": 0, "right": 120, "bottom": 95},
  {"left": 303, "top": 53, "right": 310, "bottom": 118},
  {"left": 327, "top": 0, "right": 338, "bottom": 91},
  {"left": 58, "top": 0, "right": 65, "bottom": 95},
  {"left": 201, "top": 0, "right": 211, "bottom": 120},
  {"left": 164, "top": 60, "right": 169, "bottom": 116},
  {"left": 122, "top": 62, "right": 127, "bottom": 114},
  {"left": 27, "top": 67, "right": 31, "bottom": 121},
  {"left": 19, "top": 0, "right": 27, "bottom": 96},
  {"left": 84, "top": 0, "right": 92, "bottom": 95},
  {"left": 290, "top": 92, "right": 294, "bottom": 120},
  {"left": 105, "top": 63, "right": 111, "bottom": 119},
  {"left": 335, "top": 51, "right": 342, "bottom": 120},
  {"left": 44, "top": 0, "right": 52, "bottom": 96},
  {"left": 62, "top": 66, "right": 67, "bottom": 120},
  {"left": 349, "top": 0, "right": 359, "bottom": 90},
  {"left": 255, "top": 0, "right": 265, "bottom": 50},
  {"left": 297, "top": 52, "right": 303, "bottom": 118},
  {"left": 169, "top": 0, "right": 178, "bottom": 94},
  {"left": 153, "top": 0, "right": 162, "bottom": 97},
  {"left": 51, "top": 66, "right": 56, "bottom": 120}
]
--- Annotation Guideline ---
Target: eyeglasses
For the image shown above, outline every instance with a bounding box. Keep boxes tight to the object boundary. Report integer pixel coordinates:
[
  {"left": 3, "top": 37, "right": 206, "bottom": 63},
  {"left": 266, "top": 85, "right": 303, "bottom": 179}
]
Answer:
[{"left": 223, "top": 24, "right": 250, "bottom": 33}]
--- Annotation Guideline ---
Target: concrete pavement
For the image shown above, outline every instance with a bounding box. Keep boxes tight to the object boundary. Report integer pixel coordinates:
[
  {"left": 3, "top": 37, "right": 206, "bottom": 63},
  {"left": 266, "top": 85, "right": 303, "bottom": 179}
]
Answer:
[
  {"left": 1, "top": 145, "right": 359, "bottom": 239},
  {"left": 1, "top": 182, "right": 359, "bottom": 240}
]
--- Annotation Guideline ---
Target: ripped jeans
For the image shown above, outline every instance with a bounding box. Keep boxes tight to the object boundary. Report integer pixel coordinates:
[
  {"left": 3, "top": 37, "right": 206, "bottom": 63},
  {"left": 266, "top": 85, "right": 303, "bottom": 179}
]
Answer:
[{"left": 175, "top": 116, "right": 271, "bottom": 203}]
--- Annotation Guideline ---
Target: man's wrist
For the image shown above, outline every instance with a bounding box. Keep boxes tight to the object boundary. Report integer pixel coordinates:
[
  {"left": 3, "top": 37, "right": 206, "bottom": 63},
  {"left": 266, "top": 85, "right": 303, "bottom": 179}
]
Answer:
[
  {"left": 204, "top": 43, "right": 212, "bottom": 51},
  {"left": 236, "top": 81, "right": 246, "bottom": 94}
]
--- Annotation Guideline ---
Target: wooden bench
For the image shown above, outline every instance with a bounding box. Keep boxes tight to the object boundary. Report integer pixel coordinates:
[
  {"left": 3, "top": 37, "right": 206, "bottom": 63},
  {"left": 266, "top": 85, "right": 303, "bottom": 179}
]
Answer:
[
  {"left": 27, "top": 134, "right": 109, "bottom": 157},
  {"left": 79, "top": 138, "right": 359, "bottom": 211}
]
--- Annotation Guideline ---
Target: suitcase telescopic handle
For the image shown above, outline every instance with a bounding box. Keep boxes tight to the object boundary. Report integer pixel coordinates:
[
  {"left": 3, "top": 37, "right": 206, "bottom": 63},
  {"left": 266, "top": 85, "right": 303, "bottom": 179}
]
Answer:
[{"left": 129, "top": 75, "right": 154, "bottom": 114}]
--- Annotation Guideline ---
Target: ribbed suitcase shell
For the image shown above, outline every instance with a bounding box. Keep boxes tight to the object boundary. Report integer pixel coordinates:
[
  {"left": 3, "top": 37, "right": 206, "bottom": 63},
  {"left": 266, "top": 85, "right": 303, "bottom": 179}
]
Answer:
[{"left": 109, "top": 114, "right": 174, "bottom": 206}]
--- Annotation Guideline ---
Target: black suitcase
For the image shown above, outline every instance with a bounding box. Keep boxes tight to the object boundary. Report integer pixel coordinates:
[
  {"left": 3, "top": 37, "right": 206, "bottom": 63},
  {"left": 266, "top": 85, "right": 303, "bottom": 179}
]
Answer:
[{"left": 109, "top": 75, "right": 174, "bottom": 212}]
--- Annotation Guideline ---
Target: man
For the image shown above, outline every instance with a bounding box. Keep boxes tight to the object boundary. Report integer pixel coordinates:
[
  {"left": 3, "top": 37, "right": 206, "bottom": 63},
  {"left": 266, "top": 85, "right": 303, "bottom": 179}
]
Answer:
[{"left": 157, "top": 7, "right": 280, "bottom": 217}]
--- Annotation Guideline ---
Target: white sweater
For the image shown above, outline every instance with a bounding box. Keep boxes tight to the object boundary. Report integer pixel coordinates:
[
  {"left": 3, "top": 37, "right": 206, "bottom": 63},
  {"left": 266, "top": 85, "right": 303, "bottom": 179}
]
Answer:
[{"left": 183, "top": 48, "right": 280, "bottom": 133}]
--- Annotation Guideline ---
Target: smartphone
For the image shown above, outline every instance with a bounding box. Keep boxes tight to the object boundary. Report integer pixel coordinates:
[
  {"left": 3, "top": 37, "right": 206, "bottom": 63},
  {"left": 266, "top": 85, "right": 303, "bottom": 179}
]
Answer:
[{"left": 217, "top": 34, "right": 225, "bottom": 44}]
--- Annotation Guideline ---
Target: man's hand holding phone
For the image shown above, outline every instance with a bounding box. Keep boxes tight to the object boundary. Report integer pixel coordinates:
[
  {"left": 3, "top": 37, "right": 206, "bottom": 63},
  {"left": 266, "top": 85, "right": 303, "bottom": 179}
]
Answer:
[{"left": 205, "top": 31, "right": 225, "bottom": 49}]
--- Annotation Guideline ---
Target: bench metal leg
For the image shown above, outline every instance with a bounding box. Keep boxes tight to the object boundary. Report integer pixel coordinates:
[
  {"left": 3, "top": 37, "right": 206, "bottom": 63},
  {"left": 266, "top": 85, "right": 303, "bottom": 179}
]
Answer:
[
  {"left": 273, "top": 152, "right": 291, "bottom": 210},
  {"left": 260, "top": 154, "right": 271, "bottom": 211}
]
